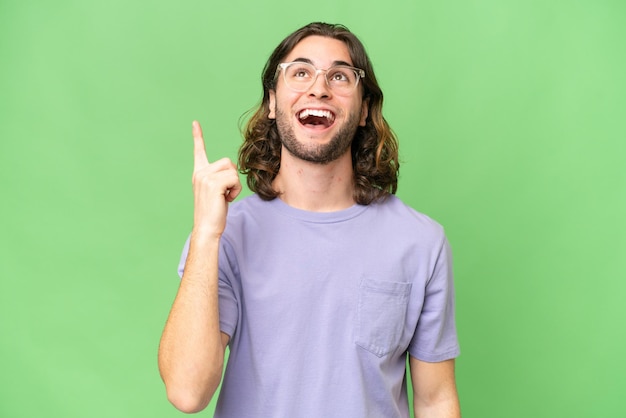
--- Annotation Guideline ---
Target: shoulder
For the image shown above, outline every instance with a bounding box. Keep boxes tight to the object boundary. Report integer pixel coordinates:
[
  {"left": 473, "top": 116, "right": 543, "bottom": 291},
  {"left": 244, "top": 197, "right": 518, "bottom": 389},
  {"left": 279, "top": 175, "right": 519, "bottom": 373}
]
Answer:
[
  {"left": 226, "top": 193, "right": 275, "bottom": 222},
  {"left": 370, "top": 195, "right": 446, "bottom": 239},
  {"left": 222, "top": 194, "right": 275, "bottom": 240},
  {"left": 366, "top": 196, "right": 449, "bottom": 259},
  {"left": 228, "top": 193, "right": 265, "bottom": 213}
]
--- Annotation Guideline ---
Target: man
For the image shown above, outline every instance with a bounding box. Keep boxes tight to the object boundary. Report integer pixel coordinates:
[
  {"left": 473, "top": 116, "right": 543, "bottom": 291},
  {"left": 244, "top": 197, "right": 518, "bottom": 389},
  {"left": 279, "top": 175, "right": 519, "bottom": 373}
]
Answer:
[{"left": 158, "top": 22, "right": 460, "bottom": 417}]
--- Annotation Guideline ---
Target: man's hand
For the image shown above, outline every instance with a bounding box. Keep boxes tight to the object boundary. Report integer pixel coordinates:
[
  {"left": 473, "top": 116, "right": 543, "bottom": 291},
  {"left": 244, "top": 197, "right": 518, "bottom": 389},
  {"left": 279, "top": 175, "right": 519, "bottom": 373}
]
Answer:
[{"left": 191, "top": 120, "right": 242, "bottom": 237}]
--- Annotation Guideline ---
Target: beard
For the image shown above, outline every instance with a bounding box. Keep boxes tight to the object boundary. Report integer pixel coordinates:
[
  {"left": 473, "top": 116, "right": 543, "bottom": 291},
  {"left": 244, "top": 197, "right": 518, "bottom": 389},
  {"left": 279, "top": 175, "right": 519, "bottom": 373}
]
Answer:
[{"left": 274, "top": 107, "right": 362, "bottom": 165}]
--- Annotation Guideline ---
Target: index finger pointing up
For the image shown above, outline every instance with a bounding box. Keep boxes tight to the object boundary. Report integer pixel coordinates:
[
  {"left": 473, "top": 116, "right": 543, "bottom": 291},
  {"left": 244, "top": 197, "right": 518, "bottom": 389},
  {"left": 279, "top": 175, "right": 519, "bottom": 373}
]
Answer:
[{"left": 192, "top": 120, "right": 209, "bottom": 169}]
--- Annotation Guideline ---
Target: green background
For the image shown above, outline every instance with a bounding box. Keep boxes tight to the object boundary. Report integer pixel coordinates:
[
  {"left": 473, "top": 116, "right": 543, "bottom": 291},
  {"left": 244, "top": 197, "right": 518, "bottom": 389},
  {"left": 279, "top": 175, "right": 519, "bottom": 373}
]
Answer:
[{"left": 2, "top": 0, "right": 625, "bottom": 417}]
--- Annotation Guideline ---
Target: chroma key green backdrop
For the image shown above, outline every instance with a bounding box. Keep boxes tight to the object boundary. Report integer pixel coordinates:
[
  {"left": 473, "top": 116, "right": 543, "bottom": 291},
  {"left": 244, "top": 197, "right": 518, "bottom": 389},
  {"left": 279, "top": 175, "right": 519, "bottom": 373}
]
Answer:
[{"left": 1, "top": 0, "right": 625, "bottom": 417}]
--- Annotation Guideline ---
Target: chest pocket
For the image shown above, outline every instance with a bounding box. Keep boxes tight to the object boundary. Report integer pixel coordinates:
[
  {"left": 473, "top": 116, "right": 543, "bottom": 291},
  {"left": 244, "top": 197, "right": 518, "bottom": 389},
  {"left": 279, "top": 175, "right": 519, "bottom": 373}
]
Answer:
[{"left": 356, "top": 278, "right": 412, "bottom": 357}]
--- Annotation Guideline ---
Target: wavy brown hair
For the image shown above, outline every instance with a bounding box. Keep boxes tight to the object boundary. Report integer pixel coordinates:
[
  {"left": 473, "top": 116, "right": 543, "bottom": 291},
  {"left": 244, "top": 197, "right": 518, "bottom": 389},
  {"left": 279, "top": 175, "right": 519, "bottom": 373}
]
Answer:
[{"left": 239, "top": 22, "right": 399, "bottom": 205}]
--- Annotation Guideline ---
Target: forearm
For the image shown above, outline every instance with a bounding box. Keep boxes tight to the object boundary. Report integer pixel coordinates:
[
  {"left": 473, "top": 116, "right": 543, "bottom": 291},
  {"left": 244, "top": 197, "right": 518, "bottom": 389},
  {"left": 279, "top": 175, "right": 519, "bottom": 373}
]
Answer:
[
  {"left": 158, "top": 232, "right": 225, "bottom": 413},
  {"left": 414, "top": 390, "right": 460, "bottom": 418}
]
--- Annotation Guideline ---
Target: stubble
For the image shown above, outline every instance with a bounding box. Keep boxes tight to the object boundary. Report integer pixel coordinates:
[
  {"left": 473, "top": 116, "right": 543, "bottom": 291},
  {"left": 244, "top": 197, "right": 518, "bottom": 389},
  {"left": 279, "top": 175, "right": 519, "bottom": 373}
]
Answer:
[{"left": 275, "top": 107, "right": 362, "bottom": 165}]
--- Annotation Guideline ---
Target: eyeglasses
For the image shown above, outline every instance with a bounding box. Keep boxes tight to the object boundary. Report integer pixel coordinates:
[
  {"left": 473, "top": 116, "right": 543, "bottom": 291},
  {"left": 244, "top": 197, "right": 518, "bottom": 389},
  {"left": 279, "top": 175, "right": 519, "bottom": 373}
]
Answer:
[{"left": 276, "top": 61, "right": 365, "bottom": 96}]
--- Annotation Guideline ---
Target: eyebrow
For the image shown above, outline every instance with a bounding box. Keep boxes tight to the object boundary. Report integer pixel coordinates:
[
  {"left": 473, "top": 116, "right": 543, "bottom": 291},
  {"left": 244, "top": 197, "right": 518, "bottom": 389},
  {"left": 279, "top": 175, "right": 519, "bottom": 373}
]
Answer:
[{"left": 291, "top": 57, "right": 354, "bottom": 67}]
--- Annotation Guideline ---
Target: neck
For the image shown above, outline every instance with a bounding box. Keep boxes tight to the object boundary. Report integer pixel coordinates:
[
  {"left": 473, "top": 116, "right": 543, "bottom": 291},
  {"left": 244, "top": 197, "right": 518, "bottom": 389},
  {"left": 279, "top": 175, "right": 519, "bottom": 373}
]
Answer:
[{"left": 272, "top": 148, "right": 355, "bottom": 212}]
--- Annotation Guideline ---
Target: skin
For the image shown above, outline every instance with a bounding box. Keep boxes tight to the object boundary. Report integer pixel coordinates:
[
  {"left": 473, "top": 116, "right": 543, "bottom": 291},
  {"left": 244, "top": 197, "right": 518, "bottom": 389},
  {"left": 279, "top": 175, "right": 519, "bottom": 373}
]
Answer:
[
  {"left": 158, "top": 121, "right": 237, "bottom": 413},
  {"left": 268, "top": 36, "right": 368, "bottom": 212},
  {"left": 269, "top": 36, "right": 369, "bottom": 166},
  {"left": 411, "top": 357, "right": 461, "bottom": 417},
  {"left": 158, "top": 35, "right": 460, "bottom": 417},
  {"left": 273, "top": 105, "right": 362, "bottom": 164}
]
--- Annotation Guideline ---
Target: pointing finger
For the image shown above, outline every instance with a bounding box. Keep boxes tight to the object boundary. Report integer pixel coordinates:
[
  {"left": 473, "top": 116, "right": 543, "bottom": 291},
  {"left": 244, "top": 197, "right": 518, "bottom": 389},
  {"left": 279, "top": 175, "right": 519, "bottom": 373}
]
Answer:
[{"left": 192, "top": 120, "right": 209, "bottom": 170}]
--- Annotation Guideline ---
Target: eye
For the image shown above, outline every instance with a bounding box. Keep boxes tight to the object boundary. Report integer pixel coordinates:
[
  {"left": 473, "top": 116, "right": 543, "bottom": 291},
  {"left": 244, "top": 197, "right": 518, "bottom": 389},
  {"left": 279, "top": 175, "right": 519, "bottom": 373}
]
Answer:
[
  {"left": 287, "top": 64, "right": 313, "bottom": 79},
  {"left": 328, "top": 68, "right": 354, "bottom": 83}
]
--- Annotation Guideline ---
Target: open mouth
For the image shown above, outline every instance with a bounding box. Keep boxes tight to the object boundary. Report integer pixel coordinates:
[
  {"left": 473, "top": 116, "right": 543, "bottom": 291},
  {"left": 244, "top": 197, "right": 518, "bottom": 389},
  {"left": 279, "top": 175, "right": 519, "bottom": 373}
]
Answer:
[{"left": 297, "top": 109, "right": 336, "bottom": 129}]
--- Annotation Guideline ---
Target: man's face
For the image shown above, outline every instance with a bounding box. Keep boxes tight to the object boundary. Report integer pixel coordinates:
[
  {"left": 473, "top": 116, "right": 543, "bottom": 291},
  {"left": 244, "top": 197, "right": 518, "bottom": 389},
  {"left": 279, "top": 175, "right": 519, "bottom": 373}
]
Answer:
[{"left": 268, "top": 36, "right": 368, "bottom": 164}]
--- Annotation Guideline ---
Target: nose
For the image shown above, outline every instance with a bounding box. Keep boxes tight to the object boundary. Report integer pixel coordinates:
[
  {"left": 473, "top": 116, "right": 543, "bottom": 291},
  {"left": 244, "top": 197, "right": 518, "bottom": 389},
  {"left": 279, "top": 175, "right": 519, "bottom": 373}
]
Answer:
[{"left": 307, "top": 69, "right": 331, "bottom": 98}]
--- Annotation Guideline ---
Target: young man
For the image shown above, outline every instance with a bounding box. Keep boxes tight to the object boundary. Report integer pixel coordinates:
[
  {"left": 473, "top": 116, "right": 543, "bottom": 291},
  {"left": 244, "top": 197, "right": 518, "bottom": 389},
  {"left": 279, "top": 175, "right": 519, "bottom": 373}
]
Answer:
[{"left": 159, "top": 22, "right": 460, "bottom": 417}]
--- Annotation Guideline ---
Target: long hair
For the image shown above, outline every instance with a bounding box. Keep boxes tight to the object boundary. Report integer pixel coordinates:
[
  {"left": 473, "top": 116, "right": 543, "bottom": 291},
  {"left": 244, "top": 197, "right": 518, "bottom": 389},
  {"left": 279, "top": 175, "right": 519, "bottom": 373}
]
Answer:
[{"left": 239, "top": 22, "right": 399, "bottom": 205}]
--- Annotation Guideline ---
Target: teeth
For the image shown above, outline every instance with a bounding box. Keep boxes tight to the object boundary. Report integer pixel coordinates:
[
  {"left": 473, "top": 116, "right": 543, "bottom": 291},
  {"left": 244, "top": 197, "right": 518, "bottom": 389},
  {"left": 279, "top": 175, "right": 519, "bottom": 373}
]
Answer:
[{"left": 298, "top": 109, "right": 334, "bottom": 122}]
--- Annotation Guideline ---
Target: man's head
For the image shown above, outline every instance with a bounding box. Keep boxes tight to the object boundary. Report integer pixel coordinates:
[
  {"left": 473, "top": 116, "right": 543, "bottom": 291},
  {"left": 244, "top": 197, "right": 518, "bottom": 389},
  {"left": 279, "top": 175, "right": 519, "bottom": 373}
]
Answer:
[
  {"left": 269, "top": 35, "right": 369, "bottom": 166},
  {"left": 239, "top": 22, "right": 399, "bottom": 204}
]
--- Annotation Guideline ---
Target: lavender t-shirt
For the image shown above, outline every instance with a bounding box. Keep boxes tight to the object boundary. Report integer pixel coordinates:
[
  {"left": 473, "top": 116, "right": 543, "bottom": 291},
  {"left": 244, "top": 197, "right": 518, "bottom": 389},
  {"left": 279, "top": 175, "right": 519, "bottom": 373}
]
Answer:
[{"left": 178, "top": 194, "right": 459, "bottom": 418}]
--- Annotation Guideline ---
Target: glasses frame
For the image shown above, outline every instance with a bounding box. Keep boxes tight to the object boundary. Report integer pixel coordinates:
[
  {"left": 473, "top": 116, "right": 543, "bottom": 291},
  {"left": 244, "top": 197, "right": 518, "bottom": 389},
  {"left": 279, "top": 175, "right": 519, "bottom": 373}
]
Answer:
[{"left": 276, "top": 61, "right": 366, "bottom": 95}]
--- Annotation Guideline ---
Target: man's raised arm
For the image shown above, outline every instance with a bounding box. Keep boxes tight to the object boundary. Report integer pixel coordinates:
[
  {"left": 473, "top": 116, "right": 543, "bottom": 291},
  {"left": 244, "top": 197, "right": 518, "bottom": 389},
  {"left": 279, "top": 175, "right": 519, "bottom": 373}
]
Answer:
[{"left": 158, "top": 121, "right": 241, "bottom": 413}]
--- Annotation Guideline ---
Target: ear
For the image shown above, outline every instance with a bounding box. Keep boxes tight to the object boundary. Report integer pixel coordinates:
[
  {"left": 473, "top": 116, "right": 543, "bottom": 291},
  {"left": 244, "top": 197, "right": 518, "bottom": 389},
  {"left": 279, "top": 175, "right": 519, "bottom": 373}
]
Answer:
[
  {"left": 359, "top": 97, "right": 369, "bottom": 126},
  {"left": 268, "top": 90, "right": 276, "bottom": 119}
]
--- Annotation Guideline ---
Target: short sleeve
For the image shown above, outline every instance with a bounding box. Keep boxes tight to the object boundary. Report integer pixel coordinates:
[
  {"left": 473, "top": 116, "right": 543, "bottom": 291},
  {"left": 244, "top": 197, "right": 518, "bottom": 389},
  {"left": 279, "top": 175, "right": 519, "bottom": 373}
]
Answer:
[
  {"left": 408, "top": 236, "right": 460, "bottom": 362},
  {"left": 216, "top": 240, "right": 240, "bottom": 338},
  {"left": 176, "top": 234, "right": 240, "bottom": 339}
]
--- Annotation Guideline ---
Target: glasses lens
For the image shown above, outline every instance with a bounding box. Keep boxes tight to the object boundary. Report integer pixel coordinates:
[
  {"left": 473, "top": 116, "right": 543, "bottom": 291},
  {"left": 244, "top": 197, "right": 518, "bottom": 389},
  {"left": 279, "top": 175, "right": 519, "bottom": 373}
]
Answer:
[
  {"left": 326, "top": 66, "right": 358, "bottom": 94},
  {"left": 282, "top": 62, "right": 360, "bottom": 95},
  {"left": 284, "top": 62, "right": 316, "bottom": 92}
]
